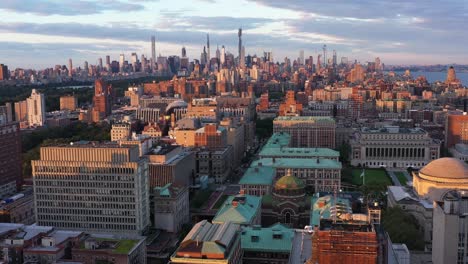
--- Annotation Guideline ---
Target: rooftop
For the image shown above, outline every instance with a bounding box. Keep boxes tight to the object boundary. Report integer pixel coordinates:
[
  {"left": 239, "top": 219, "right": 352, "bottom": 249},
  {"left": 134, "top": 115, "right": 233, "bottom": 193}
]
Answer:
[
  {"left": 79, "top": 235, "right": 142, "bottom": 254},
  {"left": 361, "top": 126, "right": 426, "bottom": 134},
  {"left": 310, "top": 195, "right": 353, "bottom": 227},
  {"left": 239, "top": 165, "right": 276, "bottom": 185},
  {"left": 274, "top": 116, "right": 336, "bottom": 123},
  {"left": 241, "top": 223, "right": 294, "bottom": 253},
  {"left": 251, "top": 158, "right": 342, "bottom": 170},
  {"left": 213, "top": 195, "right": 262, "bottom": 225},
  {"left": 175, "top": 220, "right": 239, "bottom": 259}
]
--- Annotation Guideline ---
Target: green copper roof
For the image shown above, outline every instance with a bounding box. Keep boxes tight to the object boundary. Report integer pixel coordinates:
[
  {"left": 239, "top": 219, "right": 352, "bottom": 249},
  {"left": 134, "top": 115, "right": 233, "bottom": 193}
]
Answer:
[
  {"left": 310, "top": 195, "right": 352, "bottom": 227},
  {"left": 154, "top": 183, "right": 171, "bottom": 197},
  {"left": 239, "top": 166, "right": 276, "bottom": 185},
  {"left": 251, "top": 158, "right": 342, "bottom": 170},
  {"left": 264, "top": 132, "right": 291, "bottom": 148},
  {"left": 275, "top": 174, "right": 305, "bottom": 190},
  {"left": 241, "top": 223, "right": 294, "bottom": 253},
  {"left": 213, "top": 195, "right": 262, "bottom": 225}
]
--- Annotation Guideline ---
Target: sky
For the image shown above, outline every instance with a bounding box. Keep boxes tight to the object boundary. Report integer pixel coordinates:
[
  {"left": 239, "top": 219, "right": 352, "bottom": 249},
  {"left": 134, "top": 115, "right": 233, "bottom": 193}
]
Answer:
[{"left": 0, "top": 0, "right": 467, "bottom": 69}]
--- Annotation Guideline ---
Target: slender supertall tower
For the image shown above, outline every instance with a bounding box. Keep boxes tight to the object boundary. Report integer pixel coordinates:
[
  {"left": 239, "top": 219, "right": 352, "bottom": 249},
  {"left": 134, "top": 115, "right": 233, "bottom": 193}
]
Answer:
[
  {"left": 322, "top": 45, "right": 327, "bottom": 67},
  {"left": 68, "top": 59, "right": 73, "bottom": 77},
  {"left": 207, "top": 34, "right": 210, "bottom": 69},
  {"left": 151, "top": 35, "right": 156, "bottom": 70},
  {"left": 238, "top": 28, "right": 242, "bottom": 67},
  {"left": 221, "top": 45, "right": 226, "bottom": 66},
  {"left": 332, "top": 50, "right": 337, "bottom": 67}
]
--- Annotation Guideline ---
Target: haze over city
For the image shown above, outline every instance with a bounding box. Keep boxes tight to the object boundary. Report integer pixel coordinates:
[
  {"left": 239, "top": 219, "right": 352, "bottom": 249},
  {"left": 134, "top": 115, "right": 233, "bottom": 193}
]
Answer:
[
  {"left": 0, "top": 0, "right": 467, "bottom": 69},
  {"left": 0, "top": 1, "right": 467, "bottom": 264}
]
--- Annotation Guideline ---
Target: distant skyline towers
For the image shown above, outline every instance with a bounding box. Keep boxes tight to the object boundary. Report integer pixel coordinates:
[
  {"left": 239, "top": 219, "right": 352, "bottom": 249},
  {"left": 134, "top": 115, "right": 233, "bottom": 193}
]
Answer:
[
  {"left": 207, "top": 34, "right": 210, "bottom": 69},
  {"left": 238, "top": 28, "right": 242, "bottom": 66},
  {"left": 68, "top": 58, "right": 72, "bottom": 77},
  {"left": 151, "top": 35, "right": 156, "bottom": 70},
  {"left": 221, "top": 45, "right": 226, "bottom": 66},
  {"left": 84, "top": 61, "right": 88, "bottom": 73},
  {"left": 332, "top": 50, "right": 337, "bottom": 67},
  {"left": 240, "top": 46, "right": 245, "bottom": 69},
  {"left": 119, "top": 54, "right": 125, "bottom": 73},
  {"left": 105, "top": 55, "right": 110, "bottom": 70},
  {"left": 131, "top": 52, "right": 138, "bottom": 72},
  {"left": 299, "top": 50, "right": 304, "bottom": 65},
  {"left": 182, "top": 46, "right": 187, "bottom": 58},
  {"left": 323, "top": 44, "right": 327, "bottom": 66},
  {"left": 98, "top": 58, "right": 103, "bottom": 69}
]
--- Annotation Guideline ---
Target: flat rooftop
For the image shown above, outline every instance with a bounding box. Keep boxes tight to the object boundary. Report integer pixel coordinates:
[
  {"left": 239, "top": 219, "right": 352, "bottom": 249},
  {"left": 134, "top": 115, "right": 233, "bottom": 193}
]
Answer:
[{"left": 252, "top": 158, "right": 342, "bottom": 170}]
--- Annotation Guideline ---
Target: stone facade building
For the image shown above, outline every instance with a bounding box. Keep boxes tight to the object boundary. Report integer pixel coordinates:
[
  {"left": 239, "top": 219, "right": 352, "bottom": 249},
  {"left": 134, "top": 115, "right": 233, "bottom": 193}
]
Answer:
[
  {"left": 351, "top": 126, "right": 440, "bottom": 168},
  {"left": 32, "top": 142, "right": 150, "bottom": 235}
]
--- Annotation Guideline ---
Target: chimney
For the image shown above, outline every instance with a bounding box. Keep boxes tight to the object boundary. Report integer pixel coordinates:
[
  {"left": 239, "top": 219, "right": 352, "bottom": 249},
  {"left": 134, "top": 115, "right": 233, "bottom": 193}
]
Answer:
[{"left": 239, "top": 189, "right": 245, "bottom": 196}]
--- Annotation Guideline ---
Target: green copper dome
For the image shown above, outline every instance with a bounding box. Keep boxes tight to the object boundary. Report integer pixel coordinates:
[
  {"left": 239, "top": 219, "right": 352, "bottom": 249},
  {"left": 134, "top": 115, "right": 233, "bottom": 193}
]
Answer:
[{"left": 274, "top": 174, "right": 305, "bottom": 190}]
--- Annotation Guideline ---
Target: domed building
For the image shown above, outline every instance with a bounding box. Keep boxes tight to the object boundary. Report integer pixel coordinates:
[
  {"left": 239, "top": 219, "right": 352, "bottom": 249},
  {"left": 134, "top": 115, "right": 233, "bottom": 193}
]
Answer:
[
  {"left": 413, "top": 157, "right": 468, "bottom": 201},
  {"left": 262, "top": 171, "right": 310, "bottom": 228}
]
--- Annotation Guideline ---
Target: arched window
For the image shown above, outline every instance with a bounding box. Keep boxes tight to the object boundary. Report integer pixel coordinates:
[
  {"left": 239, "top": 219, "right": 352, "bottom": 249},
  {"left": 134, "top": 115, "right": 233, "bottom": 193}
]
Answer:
[{"left": 284, "top": 212, "right": 291, "bottom": 224}]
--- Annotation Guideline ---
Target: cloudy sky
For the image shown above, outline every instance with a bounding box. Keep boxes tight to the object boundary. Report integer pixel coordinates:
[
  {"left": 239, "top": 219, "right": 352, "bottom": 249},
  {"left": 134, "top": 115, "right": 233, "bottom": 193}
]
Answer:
[{"left": 0, "top": 0, "right": 466, "bottom": 69}]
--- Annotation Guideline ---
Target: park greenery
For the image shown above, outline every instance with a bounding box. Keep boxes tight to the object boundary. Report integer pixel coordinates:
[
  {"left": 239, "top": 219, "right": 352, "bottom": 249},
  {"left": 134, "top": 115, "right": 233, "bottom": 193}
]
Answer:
[
  {"left": 21, "top": 122, "right": 111, "bottom": 177},
  {"left": 382, "top": 206, "right": 425, "bottom": 250},
  {"left": 255, "top": 118, "right": 273, "bottom": 140},
  {"left": 0, "top": 76, "right": 171, "bottom": 111}
]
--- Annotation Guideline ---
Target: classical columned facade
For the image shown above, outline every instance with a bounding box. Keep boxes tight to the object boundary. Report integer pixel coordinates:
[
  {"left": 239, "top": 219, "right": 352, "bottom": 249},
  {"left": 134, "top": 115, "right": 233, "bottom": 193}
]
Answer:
[{"left": 351, "top": 126, "right": 440, "bottom": 168}]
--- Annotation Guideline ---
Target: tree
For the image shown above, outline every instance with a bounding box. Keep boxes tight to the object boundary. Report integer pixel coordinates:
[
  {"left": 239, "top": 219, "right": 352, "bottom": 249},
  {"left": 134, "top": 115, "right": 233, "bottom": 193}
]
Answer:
[
  {"left": 382, "top": 206, "right": 425, "bottom": 250},
  {"left": 255, "top": 118, "right": 273, "bottom": 140},
  {"left": 338, "top": 142, "right": 351, "bottom": 163}
]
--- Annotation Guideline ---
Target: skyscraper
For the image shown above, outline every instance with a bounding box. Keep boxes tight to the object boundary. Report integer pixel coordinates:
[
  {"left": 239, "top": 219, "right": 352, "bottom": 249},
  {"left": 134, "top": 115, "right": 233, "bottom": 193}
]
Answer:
[
  {"left": 26, "top": 89, "right": 46, "bottom": 127},
  {"left": 0, "top": 122, "right": 21, "bottom": 197},
  {"left": 83, "top": 61, "right": 89, "bottom": 73},
  {"left": 131, "top": 52, "right": 138, "bottom": 72},
  {"left": 221, "top": 45, "right": 226, "bottom": 66},
  {"left": 238, "top": 28, "right": 242, "bottom": 67},
  {"left": 119, "top": 54, "right": 125, "bottom": 73},
  {"left": 182, "top": 46, "right": 187, "bottom": 58},
  {"left": 98, "top": 57, "right": 103, "bottom": 69},
  {"left": 105, "top": 55, "right": 111, "bottom": 70},
  {"left": 141, "top": 54, "right": 147, "bottom": 72},
  {"left": 322, "top": 45, "right": 327, "bottom": 67},
  {"left": 240, "top": 46, "right": 246, "bottom": 69},
  {"left": 151, "top": 35, "right": 156, "bottom": 70},
  {"left": 32, "top": 142, "right": 150, "bottom": 235},
  {"left": 68, "top": 59, "right": 73, "bottom": 77},
  {"left": 332, "top": 50, "right": 337, "bottom": 67},
  {"left": 299, "top": 50, "right": 304, "bottom": 65},
  {"left": 206, "top": 34, "right": 210, "bottom": 69}
]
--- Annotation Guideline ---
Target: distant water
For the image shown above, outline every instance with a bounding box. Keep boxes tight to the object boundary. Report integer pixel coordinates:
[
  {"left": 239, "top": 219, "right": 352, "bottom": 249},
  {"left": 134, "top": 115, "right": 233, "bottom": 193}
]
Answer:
[
  {"left": 392, "top": 71, "right": 468, "bottom": 86},
  {"left": 56, "top": 85, "right": 93, "bottom": 89}
]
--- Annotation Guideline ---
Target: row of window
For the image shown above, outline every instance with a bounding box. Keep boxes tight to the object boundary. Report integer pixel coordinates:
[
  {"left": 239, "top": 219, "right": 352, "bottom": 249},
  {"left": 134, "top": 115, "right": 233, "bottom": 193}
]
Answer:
[
  {"left": 35, "top": 194, "right": 138, "bottom": 202},
  {"left": 41, "top": 220, "right": 138, "bottom": 230},
  {"left": 38, "top": 214, "right": 137, "bottom": 223},
  {"left": 37, "top": 202, "right": 138, "bottom": 211},
  {"left": 35, "top": 180, "right": 136, "bottom": 189}
]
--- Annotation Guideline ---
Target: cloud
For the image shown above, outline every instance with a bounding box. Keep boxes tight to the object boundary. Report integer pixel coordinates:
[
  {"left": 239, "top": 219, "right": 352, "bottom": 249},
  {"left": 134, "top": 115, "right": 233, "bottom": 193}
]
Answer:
[
  {"left": 0, "top": 0, "right": 145, "bottom": 16},
  {"left": 156, "top": 15, "right": 273, "bottom": 31}
]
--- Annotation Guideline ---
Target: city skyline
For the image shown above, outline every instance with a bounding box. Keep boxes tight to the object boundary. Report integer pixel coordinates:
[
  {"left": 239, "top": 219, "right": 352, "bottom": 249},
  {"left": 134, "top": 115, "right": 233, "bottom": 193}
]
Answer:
[{"left": 0, "top": 0, "right": 467, "bottom": 69}]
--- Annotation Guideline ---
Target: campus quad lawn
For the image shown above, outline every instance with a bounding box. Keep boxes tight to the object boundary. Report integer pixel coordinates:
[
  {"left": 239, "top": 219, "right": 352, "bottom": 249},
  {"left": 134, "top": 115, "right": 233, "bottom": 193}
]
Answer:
[
  {"left": 395, "top": 172, "right": 408, "bottom": 185},
  {"left": 351, "top": 169, "right": 392, "bottom": 186}
]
